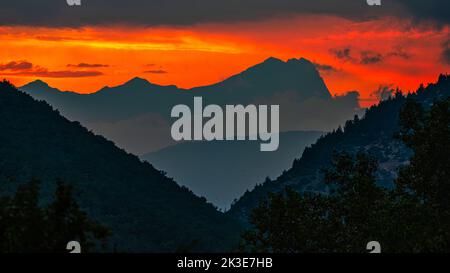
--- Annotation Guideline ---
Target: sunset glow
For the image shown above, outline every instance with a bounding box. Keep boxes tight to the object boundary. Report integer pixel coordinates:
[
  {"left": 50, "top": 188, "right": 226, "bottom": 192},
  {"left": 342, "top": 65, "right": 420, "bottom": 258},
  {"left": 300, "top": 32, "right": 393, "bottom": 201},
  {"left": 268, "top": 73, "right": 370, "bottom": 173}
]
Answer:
[{"left": 1, "top": 15, "right": 449, "bottom": 107}]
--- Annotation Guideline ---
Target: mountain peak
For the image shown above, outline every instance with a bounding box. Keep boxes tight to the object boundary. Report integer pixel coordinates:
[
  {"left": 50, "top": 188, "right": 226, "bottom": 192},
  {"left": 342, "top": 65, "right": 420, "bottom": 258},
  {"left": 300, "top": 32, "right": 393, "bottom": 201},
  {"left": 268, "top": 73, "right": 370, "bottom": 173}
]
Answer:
[
  {"left": 249, "top": 57, "right": 320, "bottom": 74},
  {"left": 288, "top": 57, "right": 313, "bottom": 65},
  {"left": 19, "top": 79, "right": 64, "bottom": 95},
  {"left": 111, "top": 77, "right": 157, "bottom": 91},
  {"left": 262, "top": 57, "right": 284, "bottom": 65},
  {"left": 260, "top": 57, "right": 314, "bottom": 67},
  {"left": 22, "top": 79, "right": 50, "bottom": 89},
  {"left": 125, "top": 77, "right": 152, "bottom": 86},
  {"left": 218, "top": 56, "right": 331, "bottom": 100}
]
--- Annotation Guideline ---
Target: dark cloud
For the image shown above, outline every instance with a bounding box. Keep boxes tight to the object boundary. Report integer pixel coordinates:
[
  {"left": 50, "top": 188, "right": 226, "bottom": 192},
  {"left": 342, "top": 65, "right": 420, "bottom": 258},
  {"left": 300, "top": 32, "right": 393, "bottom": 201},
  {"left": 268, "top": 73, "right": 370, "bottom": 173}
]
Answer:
[
  {"left": 360, "top": 51, "right": 383, "bottom": 65},
  {"left": 0, "top": 60, "right": 102, "bottom": 78},
  {"left": 67, "top": 63, "right": 109, "bottom": 68},
  {"left": 313, "top": 62, "right": 337, "bottom": 73},
  {"left": 2, "top": 69, "right": 103, "bottom": 78},
  {"left": 371, "top": 84, "right": 395, "bottom": 101},
  {"left": 442, "top": 40, "right": 450, "bottom": 65},
  {"left": 387, "top": 47, "right": 412, "bottom": 60},
  {"left": 0, "top": 61, "right": 33, "bottom": 71},
  {"left": 143, "top": 70, "right": 167, "bottom": 74},
  {"left": 331, "top": 47, "right": 354, "bottom": 62},
  {"left": 0, "top": 1, "right": 447, "bottom": 27},
  {"left": 31, "top": 70, "right": 102, "bottom": 78},
  {"left": 331, "top": 47, "right": 395, "bottom": 65},
  {"left": 396, "top": 0, "right": 450, "bottom": 27}
]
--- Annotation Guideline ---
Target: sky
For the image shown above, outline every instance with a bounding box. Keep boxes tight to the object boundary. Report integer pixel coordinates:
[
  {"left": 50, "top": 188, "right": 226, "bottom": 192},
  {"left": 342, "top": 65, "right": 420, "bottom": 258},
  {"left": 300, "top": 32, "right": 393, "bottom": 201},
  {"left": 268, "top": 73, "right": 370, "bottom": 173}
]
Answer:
[{"left": 0, "top": 0, "right": 449, "bottom": 107}]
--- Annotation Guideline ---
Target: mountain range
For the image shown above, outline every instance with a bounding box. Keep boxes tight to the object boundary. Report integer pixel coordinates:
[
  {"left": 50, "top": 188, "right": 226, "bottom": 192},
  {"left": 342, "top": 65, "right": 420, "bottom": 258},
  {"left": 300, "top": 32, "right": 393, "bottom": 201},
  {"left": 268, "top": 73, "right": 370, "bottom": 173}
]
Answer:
[
  {"left": 0, "top": 80, "right": 241, "bottom": 252},
  {"left": 142, "top": 131, "right": 323, "bottom": 209},
  {"left": 2, "top": 67, "right": 449, "bottom": 252},
  {"left": 19, "top": 57, "right": 360, "bottom": 208},
  {"left": 20, "top": 57, "right": 361, "bottom": 155},
  {"left": 228, "top": 74, "right": 450, "bottom": 223}
]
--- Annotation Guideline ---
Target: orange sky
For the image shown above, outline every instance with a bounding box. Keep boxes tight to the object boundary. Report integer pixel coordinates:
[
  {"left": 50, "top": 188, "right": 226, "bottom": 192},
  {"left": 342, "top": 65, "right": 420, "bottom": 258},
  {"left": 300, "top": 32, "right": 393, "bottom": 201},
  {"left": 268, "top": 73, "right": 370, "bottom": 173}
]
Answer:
[{"left": 0, "top": 15, "right": 449, "bottom": 107}]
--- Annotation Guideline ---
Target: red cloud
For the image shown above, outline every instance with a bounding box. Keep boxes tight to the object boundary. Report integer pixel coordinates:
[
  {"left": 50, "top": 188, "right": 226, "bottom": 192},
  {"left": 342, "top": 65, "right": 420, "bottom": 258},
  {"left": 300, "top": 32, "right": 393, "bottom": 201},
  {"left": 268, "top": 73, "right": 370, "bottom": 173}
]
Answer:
[
  {"left": 0, "top": 61, "right": 33, "bottom": 71},
  {"left": 143, "top": 70, "right": 167, "bottom": 74},
  {"left": 67, "top": 63, "right": 109, "bottom": 68},
  {"left": 0, "top": 60, "right": 103, "bottom": 78}
]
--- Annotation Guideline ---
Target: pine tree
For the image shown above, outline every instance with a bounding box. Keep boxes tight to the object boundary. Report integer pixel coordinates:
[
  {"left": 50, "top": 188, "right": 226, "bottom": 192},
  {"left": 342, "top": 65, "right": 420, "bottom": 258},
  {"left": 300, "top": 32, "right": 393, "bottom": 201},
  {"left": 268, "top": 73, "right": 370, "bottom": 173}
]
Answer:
[
  {"left": 0, "top": 179, "right": 110, "bottom": 253},
  {"left": 240, "top": 98, "right": 450, "bottom": 253}
]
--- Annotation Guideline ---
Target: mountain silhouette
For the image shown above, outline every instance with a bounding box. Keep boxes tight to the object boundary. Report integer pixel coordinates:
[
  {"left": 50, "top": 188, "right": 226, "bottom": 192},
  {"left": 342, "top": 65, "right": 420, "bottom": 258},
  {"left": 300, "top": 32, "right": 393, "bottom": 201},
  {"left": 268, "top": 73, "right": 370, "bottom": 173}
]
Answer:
[
  {"left": 228, "top": 74, "right": 450, "bottom": 223},
  {"left": 0, "top": 80, "right": 241, "bottom": 252},
  {"left": 142, "top": 131, "right": 323, "bottom": 209},
  {"left": 21, "top": 79, "right": 58, "bottom": 94},
  {"left": 20, "top": 57, "right": 360, "bottom": 155},
  {"left": 192, "top": 57, "right": 331, "bottom": 103},
  {"left": 20, "top": 57, "right": 332, "bottom": 120}
]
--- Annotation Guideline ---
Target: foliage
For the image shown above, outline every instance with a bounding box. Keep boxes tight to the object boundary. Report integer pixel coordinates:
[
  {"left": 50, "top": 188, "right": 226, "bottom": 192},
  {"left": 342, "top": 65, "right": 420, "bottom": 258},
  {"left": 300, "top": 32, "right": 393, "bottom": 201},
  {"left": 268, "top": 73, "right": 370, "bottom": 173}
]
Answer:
[
  {"left": 0, "top": 80, "right": 241, "bottom": 252},
  {"left": 230, "top": 75, "right": 450, "bottom": 224},
  {"left": 0, "top": 179, "right": 109, "bottom": 253},
  {"left": 241, "top": 96, "right": 450, "bottom": 253}
]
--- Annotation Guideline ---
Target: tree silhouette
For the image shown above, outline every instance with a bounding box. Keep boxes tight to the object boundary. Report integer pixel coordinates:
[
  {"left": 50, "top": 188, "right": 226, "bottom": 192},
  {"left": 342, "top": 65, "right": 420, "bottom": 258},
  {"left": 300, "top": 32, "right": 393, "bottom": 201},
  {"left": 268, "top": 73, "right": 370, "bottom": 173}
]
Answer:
[
  {"left": 241, "top": 97, "right": 450, "bottom": 253},
  {"left": 393, "top": 97, "right": 450, "bottom": 251},
  {"left": 0, "top": 80, "right": 241, "bottom": 252},
  {"left": 240, "top": 152, "right": 389, "bottom": 253},
  {"left": 0, "top": 179, "right": 109, "bottom": 253}
]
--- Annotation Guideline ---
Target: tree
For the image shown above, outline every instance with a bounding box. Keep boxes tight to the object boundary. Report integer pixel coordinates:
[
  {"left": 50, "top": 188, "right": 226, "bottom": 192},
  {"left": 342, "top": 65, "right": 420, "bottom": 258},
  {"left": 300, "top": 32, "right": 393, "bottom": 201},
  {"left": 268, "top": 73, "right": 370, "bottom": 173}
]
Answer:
[
  {"left": 0, "top": 179, "right": 46, "bottom": 252},
  {"left": 322, "top": 152, "right": 390, "bottom": 252},
  {"left": 240, "top": 152, "right": 389, "bottom": 253},
  {"left": 240, "top": 97, "right": 450, "bottom": 253},
  {"left": 0, "top": 179, "right": 110, "bottom": 253},
  {"left": 240, "top": 188, "right": 331, "bottom": 253},
  {"left": 393, "top": 97, "right": 450, "bottom": 252}
]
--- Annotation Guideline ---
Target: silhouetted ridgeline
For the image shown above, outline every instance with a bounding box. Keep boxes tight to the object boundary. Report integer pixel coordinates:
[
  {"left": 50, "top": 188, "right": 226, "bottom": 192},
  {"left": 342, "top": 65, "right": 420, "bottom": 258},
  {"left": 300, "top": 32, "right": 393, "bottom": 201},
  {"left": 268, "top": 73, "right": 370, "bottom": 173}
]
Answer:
[
  {"left": 20, "top": 57, "right": 360, "bottom": 155},
  {"left": 0, "top": 80, "right": 241, "bottom": 252},
  {"left": 228, "top": 74, "right": 450, "bottom": 223},
  {"left": 142, "top": 131, "right": 323, "bottom": 210}
]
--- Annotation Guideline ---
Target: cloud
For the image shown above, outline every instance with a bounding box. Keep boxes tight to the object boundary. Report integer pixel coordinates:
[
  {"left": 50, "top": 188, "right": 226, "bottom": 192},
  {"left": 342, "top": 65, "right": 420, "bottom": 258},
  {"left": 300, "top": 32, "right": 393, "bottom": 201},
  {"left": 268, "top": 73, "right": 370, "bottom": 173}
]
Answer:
[
  {"left": 67, "top": 63, "right": 109, "bottom": 68},
  {"left": 0, "top": 1, "right": 447, "bottom": 27},
  {"left": 442, "top": 40, "right": 450, "bottom": 65},
  {"left": 0, "top": 60, "right": 102, "bottom": 78},
  {"left": 254, "top": 90, "right": 361, "bottom": 132},
  {"left": 14, "top": 70, "right": 103, "bottom": 78},
  {"left": 0, "top": 61, "right": 33, "bottom": 71},
  {"left": 313, "top": 62, "right": 337, "bottom": 73},
  {"left": 396, "top": 0, "right": 450, "bottom": 27},
  {"left": 143, "top": 64, "right": 167, "bottom": 74},
  {"left": 143, "top": 70, "right": 167, "bottom": 74},
  {"left": 331, "top": 47, "right": 388, "bottom": 65},
  {"left": 387, "top": 47, "right": 412, "bottom": 60},
  {"left": 331, "top": 47, "right": 354, "bottom": 62},
  {"left": 371, "top": 84, "right": 395, "bottom": 101},
  {"left": 360, "top": 51, "right": 383, "bottom": 65}
]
